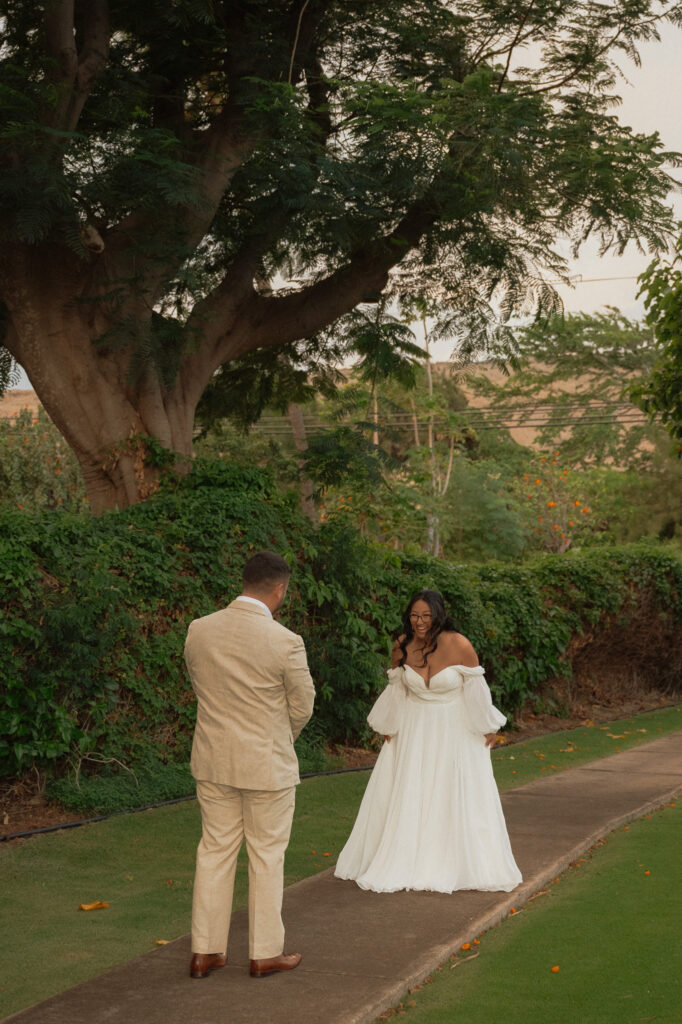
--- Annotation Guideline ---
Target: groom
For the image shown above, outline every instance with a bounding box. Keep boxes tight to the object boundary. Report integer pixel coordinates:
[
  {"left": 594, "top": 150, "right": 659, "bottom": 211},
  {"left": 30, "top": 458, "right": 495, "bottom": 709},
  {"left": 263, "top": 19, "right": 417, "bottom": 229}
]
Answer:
[{"left": 184, "top": 551, "right": 315, "bottom": 979}]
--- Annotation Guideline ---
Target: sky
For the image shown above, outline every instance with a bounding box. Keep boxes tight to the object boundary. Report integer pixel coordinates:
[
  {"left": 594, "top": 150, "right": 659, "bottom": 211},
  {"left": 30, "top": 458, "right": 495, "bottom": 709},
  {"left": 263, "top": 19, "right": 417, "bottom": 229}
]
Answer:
[
  {"left": 552, "top": 21, "right": 682, "bottom": 320},
  {"left": 12, "top": 19, "right": 682, "bottom": 387}
]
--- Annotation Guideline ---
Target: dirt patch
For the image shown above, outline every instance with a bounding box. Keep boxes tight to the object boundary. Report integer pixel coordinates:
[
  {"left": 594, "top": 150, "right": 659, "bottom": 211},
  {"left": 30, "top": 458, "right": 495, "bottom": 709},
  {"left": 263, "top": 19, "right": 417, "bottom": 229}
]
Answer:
[
  {"left": 1, "top": 777, "right": 81, "bottom": 840},
  {"left": 0, "top": 389, "right": 41, "bottom": 421}
]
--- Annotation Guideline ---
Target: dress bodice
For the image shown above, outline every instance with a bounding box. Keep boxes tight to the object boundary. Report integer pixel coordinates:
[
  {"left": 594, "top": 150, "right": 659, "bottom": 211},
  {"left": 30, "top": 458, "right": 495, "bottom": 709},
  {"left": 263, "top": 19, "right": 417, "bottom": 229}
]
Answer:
[{"left": 393, "top": 663, "right": 485, "bottom": 704}]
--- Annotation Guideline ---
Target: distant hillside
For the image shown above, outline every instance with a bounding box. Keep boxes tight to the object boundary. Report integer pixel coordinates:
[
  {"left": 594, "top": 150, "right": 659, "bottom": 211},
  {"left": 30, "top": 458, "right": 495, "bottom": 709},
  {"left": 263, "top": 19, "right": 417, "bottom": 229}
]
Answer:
[{"left": 0, "top": 389, "right": 41, "bottom": 420}]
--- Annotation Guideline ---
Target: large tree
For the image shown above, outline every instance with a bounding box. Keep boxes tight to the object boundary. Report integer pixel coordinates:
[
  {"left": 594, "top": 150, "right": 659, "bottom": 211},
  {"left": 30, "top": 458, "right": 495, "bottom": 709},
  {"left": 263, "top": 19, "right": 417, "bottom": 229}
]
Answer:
[{"left": 1, "top": 0, "right": 680, "bottom": 511}]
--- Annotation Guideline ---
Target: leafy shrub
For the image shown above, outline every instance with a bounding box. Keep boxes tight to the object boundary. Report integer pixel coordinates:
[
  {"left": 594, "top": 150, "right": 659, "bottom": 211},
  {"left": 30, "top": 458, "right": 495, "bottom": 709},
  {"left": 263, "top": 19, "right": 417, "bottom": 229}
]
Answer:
[
  {"left": 1, "top": 462, "right": 680, "bottom": 784},
  {"left": 0, "top": 407, "right": 86, "bottom": 512},
  {"left": 47, "top": 761, "right": 195, "bottom": 816}
]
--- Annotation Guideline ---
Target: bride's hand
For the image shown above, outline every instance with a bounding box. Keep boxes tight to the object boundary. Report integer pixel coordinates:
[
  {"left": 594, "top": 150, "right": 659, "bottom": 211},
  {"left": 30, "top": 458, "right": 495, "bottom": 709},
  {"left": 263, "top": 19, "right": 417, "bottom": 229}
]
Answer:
[
  {"left": 484, "top": 733, "right": 497, "bottom": 748},
  {"left": 385, "top": 735, "right": 391, "bottom": 743}
]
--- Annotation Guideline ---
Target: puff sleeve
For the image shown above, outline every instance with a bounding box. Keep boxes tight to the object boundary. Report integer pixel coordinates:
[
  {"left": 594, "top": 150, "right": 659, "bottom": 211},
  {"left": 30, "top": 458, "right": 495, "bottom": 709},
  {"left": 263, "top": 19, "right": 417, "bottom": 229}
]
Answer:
[
  {"left": 367, "top": 667, "right": 407, "bottom": 736},
  {"left": 460, "top": 665, "right": 507, "bottom": 734}
]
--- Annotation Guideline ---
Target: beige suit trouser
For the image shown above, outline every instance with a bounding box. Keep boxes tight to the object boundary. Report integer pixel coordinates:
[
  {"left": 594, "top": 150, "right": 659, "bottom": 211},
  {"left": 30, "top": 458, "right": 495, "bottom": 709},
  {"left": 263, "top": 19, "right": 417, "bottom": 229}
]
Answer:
[{"left": 191, "top": 780, "right": 296, "bottom": 959}]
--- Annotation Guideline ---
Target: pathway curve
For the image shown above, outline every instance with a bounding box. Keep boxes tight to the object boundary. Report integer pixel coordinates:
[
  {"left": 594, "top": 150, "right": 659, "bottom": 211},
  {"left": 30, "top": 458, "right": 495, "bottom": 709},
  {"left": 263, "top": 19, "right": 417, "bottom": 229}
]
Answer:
[{"left": 4, "top": 732, "right": 682, "bottom": 1024}]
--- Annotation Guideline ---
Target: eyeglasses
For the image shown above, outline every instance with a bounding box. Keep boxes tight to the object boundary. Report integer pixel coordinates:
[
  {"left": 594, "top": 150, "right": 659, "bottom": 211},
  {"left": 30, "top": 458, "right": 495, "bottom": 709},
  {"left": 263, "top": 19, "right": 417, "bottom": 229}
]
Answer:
[{"left": 409, "top": 613, "right": 432, "bottom": 622}]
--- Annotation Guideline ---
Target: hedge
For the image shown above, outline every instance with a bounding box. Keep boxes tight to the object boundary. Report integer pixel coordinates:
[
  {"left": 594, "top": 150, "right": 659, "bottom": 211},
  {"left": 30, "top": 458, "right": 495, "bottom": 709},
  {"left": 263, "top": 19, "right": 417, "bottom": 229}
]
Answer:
[{"left": 1, "top": 461, "right": 680, "bottom": 780}]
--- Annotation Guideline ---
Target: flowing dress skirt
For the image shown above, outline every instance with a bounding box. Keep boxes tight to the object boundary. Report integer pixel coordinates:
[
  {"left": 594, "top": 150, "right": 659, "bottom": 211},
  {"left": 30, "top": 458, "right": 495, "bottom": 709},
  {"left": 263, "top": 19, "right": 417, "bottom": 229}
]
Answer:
[{"left": 335, "top": 689, "right": 522, "bottom": 893}]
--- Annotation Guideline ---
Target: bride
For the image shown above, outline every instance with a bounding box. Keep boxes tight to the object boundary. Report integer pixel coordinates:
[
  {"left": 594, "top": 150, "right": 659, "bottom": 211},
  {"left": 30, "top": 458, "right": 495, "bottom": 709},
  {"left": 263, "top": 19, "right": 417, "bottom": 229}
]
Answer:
[{"left": 334, "top": 589, "right": 522, "bottom": 894}]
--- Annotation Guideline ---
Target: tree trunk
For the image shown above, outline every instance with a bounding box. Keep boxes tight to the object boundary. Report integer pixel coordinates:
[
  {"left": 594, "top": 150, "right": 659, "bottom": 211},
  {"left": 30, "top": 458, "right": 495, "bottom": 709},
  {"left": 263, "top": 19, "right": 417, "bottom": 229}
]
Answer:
[
  {"left": 371, "top": 392, "right": 379, "bottom": 446},
  {"left": 287, "top": 401, "right": 318, "bottom": 525},
  {"left": 2, "top": 254, "right": 197, "bottom": 513}
]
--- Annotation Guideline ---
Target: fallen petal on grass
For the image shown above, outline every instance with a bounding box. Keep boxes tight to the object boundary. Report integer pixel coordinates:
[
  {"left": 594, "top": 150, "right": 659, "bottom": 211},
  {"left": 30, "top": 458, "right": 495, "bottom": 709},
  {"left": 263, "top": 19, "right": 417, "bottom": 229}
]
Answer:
[{"left": 78, "top": 901, "right": 109, "bottom": 912}]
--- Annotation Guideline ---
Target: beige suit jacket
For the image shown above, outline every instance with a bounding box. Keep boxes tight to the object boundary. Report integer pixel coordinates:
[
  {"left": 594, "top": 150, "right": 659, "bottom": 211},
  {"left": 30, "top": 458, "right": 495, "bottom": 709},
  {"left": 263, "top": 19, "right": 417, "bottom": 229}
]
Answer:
[{"left": 185, "top": 599, "right": 315, "bottom": 790}]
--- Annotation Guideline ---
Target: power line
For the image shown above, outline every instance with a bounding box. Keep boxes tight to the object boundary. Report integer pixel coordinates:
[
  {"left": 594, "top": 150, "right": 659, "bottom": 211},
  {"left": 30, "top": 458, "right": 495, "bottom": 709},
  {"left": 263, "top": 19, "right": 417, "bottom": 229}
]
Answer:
[{"left": 251, "top": 415, "right": 648, "bottom": 435}]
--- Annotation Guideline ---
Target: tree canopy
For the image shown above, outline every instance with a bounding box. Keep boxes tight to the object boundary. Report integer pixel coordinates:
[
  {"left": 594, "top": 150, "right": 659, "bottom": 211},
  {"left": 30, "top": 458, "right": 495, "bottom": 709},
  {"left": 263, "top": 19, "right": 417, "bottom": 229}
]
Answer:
[{"left": 1, "top": 0, "right": 680, "bottom": 509}]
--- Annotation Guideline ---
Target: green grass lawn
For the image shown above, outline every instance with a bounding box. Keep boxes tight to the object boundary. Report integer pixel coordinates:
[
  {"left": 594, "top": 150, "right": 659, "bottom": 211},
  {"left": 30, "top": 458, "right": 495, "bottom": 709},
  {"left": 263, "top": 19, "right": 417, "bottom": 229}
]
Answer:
[
  {"left": 384, "top": 800, "right": 681, "bottom": 1024},
  {"left": 492, "top": 704, "right": 682, "bottom": 791},
  {"left": 0, "top": 705, "right": 680, "bottom": 1019}
]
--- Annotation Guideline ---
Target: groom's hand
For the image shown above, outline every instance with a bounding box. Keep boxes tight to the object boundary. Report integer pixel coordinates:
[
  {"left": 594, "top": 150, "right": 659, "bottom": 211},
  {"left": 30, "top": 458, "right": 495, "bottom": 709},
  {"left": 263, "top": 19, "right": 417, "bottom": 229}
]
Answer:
[{"left": 384, "top": 735, "right": 391, "bottom": 743}]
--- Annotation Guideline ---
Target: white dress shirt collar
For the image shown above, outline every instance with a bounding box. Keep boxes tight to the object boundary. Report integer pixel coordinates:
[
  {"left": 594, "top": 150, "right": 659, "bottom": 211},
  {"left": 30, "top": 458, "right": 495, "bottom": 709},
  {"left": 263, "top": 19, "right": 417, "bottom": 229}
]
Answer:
[{"left": 234, "top": 594, "right": 272, "bottom": 618}]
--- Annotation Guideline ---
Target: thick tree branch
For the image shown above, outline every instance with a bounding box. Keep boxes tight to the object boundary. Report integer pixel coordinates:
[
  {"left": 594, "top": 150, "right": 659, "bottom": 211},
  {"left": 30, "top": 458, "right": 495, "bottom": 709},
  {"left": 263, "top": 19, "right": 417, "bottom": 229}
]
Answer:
[
  {"left": 68, "top": 0, "right": 110, "bottom": 130},
  {"left": 44, "top": 0, "right": 77, "bottom": 126},
  {"left": 496, "top": 2, "right": 536, "bottom": 92},
  {"left": 43, "top": 1, "right": 110, "bottom": 132},
  {"left": 237, "top": 201, "right": 439, "bottom": 356}
]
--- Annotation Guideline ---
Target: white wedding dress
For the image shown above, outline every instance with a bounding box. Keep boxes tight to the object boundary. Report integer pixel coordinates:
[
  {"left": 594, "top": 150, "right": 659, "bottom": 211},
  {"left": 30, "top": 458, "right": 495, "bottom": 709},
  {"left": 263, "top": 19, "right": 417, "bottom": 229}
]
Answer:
[{"left": 334, "top": 663, "right": 522, "bottom": 893}]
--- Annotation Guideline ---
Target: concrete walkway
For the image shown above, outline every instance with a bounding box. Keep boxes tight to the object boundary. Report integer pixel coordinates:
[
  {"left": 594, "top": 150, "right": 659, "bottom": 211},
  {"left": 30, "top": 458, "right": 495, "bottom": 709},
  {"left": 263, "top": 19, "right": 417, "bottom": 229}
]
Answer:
[{"left": 5, "top": 732, "right": 682, "bottom": 1024}]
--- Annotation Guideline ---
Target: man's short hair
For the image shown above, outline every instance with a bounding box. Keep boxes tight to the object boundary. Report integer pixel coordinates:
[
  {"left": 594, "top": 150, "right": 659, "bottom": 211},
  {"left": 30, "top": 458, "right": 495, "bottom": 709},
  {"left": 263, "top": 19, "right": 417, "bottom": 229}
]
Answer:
[{"left": 242, "top": 551, "right": 291, "bottom": 590}]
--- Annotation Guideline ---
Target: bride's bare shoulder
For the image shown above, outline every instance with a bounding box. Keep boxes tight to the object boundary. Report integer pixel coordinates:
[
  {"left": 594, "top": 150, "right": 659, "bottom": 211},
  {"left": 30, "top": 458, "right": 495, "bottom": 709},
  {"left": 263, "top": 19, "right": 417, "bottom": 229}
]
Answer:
[
  {"left": 391, "top": 636, "right": 405, "bottom": 668},
  {"left": 441, "top": 631, "right": 479, "bottom": 668}
]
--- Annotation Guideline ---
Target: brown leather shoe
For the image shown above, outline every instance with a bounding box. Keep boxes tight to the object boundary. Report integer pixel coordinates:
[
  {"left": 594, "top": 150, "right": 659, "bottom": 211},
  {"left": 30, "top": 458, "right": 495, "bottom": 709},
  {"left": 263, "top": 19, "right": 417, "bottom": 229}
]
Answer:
[
  {"left": 249, "top": 952, "right": 302, "bottom": 978},
  {"left": 190, "top": 952, "right": 228, "bottom": 979}
]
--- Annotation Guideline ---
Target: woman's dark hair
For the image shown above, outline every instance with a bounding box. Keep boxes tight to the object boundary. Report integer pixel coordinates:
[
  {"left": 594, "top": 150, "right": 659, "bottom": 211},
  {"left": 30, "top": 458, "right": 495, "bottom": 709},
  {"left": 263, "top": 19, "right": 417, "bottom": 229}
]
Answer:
[{"left": 395, "top": 589, "right": 457, "bottom": 667}]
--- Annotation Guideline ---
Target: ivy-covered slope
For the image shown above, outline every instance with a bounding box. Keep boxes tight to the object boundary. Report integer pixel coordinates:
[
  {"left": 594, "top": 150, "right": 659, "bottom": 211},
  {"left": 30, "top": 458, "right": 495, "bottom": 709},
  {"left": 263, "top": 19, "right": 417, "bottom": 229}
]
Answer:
[{"left": 1, "top": 463, "right": 680, "bottom": 779}]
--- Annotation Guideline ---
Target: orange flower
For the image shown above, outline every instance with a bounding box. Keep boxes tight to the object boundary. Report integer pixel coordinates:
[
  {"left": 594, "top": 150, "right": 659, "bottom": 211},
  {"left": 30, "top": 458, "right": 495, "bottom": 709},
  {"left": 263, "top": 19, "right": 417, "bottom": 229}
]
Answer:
[
  {"left": 461, "top": 943, "right": 471, "bottom": 950},
  {"left": 582, "top": 507, "right": 590, "bottom": 514},
  {"left": 535, "top": 478, "right": 541, "bottom": 484},
  {"left": 547, "top": 500, "right": 556, "bottom": 508},
  {"left": 552, "top": 524, "right": 559, "bottom": 530},
  {"left": 574, "top": 500, "right": 581, "bottom": 506},
  {"left": 323, "top": 852, "right": 330, "bottom": 857},
  {"left": 568, "top": 520, "right": 574, "bottom": 526},
  {"left": 644, "top": 870, "right": 650, "bottom": 875},
  {"left": 473, "top": 939, "right": 481, "bottom": 946},
  {"left": 551, "top": 965, "right": 560, "bottom": 973},
  {"left": 537, "top": 516, "right": 543, "bottom": 523}
]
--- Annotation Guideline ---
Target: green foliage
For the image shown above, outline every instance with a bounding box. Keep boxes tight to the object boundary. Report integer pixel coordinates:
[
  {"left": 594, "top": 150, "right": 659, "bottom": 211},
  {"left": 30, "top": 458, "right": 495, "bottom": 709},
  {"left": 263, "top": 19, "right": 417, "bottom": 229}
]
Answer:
[
  {"left": 0, "top": 408, "right": 86, "bottom": 512},
  {"left": 1, "top": 465, "right": 680, "bottom": 782},
  {"left": 47, "top": 762, "right": 196, "bottom": 817},
  {"left": 469, "top": 309, "right": 663, "bottom": 470},
  {"left": 303, "top": 426, "right": 395, "bottom": 494},
  {"left": 631, "top": 239, "right": 682, "bottom": 443},
  {"left": 309, "top": 309, "right": 682, "bottom": 557}
]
